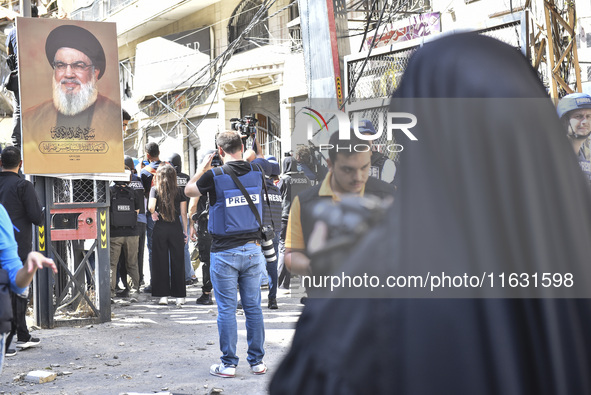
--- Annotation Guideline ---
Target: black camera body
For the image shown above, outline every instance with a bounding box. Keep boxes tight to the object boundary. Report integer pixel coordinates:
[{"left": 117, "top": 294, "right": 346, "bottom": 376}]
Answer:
[
  {"left": 230, "top": 115, "right": 258, "bottom": 140},
  {"left": 261, "top": 224, "right": 275, "bottom": 242},
  {"left": 211, "top": 152, "right": 222, "bottom": 167}
]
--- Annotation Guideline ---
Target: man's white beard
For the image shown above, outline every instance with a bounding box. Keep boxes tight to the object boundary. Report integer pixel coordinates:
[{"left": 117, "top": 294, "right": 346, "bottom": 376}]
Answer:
[{"left": 52, "top": 75, "right": 98, "bottom": 116}]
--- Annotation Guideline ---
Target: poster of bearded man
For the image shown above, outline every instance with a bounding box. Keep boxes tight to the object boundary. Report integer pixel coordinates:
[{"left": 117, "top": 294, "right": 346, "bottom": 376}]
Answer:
[{"left": 18, "top": 18, "right": 123, "bottom": 175}]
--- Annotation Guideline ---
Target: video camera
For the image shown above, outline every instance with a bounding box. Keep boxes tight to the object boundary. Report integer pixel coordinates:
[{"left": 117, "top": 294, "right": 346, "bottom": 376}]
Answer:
[{"left": 230, "top": 115, "right": 258, "bottom": 142}]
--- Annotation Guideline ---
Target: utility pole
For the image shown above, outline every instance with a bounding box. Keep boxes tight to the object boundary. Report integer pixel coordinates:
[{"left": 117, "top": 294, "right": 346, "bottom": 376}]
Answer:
[
  {"left": 298, "top": 0, "right": 351, "bottom": 113},
  {"left": 542, "top": 0, "right": 581, "bottom": 98},
  {"left": 20, "top": 0, "right": 31, "bottom": 17}
]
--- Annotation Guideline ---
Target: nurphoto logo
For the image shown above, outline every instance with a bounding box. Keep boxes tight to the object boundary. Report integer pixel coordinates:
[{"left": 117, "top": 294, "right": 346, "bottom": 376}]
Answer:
[{"left": 302, "top": 106, "right": 418, "bottom": 153}]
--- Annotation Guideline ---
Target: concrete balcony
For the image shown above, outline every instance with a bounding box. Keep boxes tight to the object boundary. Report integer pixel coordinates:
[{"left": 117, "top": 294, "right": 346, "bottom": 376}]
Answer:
[
  {"left": 220, "top": 45, "right": 288, "bottom": 97},
  {"left": 71, "top": 0, "right": 220, "bottom": 46}
]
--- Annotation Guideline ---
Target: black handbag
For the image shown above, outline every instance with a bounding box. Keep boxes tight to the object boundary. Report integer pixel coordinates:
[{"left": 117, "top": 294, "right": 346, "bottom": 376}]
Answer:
[
  {"left": 0, "top": 267, "right": 13, "bottom": 334},
  {"left": 3, "top": 71, "right": 18, "bottom": 93},
  {"left": 4, "top": 52, "right": 18, "bottom": 92}
]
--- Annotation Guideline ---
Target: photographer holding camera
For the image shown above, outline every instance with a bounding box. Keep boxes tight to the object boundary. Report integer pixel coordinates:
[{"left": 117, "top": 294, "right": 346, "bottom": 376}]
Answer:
[
  {"left": 185, "top": 130, "right": 268, "bottom": 378},
  {"left": 231, "top": 115, "right": 258, "bottom": 145},
  {"left": 284, "top": 131, "right": 394, "bottom": 287}
]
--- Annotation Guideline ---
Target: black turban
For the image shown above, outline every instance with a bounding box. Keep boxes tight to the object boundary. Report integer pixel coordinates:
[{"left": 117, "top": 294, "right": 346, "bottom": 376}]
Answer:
[{"left": 45, "top": 25, "right": 106, "bottom": 79}]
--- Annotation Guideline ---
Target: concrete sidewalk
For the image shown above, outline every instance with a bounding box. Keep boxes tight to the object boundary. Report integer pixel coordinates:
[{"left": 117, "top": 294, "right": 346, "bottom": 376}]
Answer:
[{"left": 0, "top": 283, "right": 304, "bottom": 395}]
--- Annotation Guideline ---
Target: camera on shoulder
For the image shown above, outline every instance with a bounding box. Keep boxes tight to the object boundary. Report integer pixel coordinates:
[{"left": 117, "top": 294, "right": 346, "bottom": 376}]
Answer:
[{"left": 230, "top": 115, "right": 258, "bottom": 141}]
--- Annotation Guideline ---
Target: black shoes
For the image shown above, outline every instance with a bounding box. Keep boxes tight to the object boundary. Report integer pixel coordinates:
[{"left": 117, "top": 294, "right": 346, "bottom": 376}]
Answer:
[
  {"left": 196, "top": 293, "right": 213, "bottom": 305},
  {"left": 268, "top": 298, "right": 278, "bottom": 309}
]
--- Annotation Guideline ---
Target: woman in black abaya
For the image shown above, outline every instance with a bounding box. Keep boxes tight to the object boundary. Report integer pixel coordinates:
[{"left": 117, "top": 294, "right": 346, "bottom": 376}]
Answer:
[{"left": 270, "top": 33, "right": 591, "bottom": 395}]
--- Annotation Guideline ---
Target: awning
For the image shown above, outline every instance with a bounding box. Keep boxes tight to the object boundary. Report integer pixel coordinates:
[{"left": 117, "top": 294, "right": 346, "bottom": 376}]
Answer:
[{"left": 134, "top": 36, "right": 211, "bottom": 100}]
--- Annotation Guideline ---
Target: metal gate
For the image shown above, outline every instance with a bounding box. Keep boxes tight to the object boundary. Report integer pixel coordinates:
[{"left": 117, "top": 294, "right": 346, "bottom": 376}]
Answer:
[{"left": 35, "top": 177, "right": 111, "bottom": 328}]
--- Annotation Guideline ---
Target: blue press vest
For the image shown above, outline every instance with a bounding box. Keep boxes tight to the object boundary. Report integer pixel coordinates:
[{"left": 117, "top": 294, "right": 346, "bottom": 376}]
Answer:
[{"left": 209, "top": 164, "right": 263, "bottom": 236}]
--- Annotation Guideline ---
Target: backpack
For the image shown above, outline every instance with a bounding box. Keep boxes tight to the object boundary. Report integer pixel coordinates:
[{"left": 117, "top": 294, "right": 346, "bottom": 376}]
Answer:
[{"left": 110, "top": 185, "right": 137, "bottom": 228}]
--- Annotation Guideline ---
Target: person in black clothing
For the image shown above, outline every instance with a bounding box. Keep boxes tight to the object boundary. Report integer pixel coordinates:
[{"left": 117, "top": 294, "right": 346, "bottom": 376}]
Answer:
[
  {"left": 116, "top": 112, "right": 146, "bottom": 294},
  {"left": 148, "top": 164, "right": 187, "bottom": 306},
  {"left": 166, "top": 152, "right": 196, "bottom": 285},
  {"left": 271, "top": 33, "right": 591, "bottom": 395},
  {"left": 261, "top": 161, "right": 282, "bottom": 309},
  {"left": 0, "top": 146, "right": 44, "bottom": 354},
  {"left": 250, "top": 157, "right": 282, "bottom": 309},
  {"left": 190, "top": 195, "right": 214, "bottom": 305},
  {"left": 277, "top": 150, "right": 315, "bottom": 291},
  {"left": 189, "top": 150, "right": 217, "bottom": 305},
  {"left": 245, "top": 140, "right": 282, "bottom": 309}
]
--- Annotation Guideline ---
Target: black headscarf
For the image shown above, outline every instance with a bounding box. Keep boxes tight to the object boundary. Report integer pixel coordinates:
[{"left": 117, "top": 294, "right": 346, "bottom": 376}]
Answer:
[
  {"left": 270, "top": 33, "right": 591, "bottom": 394},
  {"left": 386, "top": 34, "right": 591, "bottom": 292}
]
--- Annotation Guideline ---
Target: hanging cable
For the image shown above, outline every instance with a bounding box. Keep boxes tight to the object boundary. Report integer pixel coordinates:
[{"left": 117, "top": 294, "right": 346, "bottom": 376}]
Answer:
[
  {"left": 137, "top": 0, "right": 281, "bottom": 145},
  {"left": 126, "top": 0, "right": 296, "bottom": 146}
]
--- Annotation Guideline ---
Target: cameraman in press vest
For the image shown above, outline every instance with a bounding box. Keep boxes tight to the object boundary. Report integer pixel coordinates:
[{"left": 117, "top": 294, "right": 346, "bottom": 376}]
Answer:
[
  {"left": 244, "top": 142, "right": 282, "bottom": 310},
  {"left": 277, "top": 147, "right": 316, "bottom": 291},
  {"left": 109, "top": 166, "right": 141, "bottom": 300},
  {"left": 185, "top": 131, "right": 268, "bottom": 378},
  {"left": 116, "top": 155, "right": 146, "bottom": 296}
]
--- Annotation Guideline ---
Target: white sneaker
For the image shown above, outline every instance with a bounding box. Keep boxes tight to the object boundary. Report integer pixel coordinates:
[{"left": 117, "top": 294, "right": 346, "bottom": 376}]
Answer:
[
  {"left": 250, "top": 361, "right": 267, "bottom": 375},
  {"left": 158, "top": 297, "right": 168, "bottom": 305},
  {"left": 210, "top": 363, "right": 236, "bottom": 378},
  {"left": 176, "top": 297, "right": 186, "bottom": 306},
  {"left": 16, "top": 336, "right": 40, "bottom": 349}
]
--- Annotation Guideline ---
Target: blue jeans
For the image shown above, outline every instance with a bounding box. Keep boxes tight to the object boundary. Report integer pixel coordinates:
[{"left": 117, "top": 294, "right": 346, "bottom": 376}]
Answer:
[
  {"left": 0, "top": 332, "right": 6, "bottom": 374},
  {"left": 210, "top": 242, "right": 265, "bottom": 367}
]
